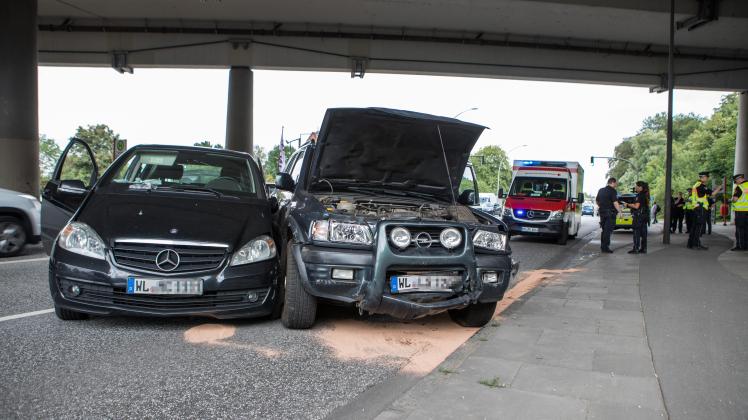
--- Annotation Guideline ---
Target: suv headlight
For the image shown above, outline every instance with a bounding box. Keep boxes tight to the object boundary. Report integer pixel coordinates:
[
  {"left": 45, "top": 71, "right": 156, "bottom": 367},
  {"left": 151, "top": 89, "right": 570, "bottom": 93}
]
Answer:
[
  {"left": 549, "top": 210, "right": 564, "bottom": 221},
  {"left": 231, "top": 235, "right": 277, "bottom": 266},
  {"left": 502, "top": 207, "right": 513, "bottom": 218},
  {"left": 311, "top": 220, "right": 373, "bottom": 245},
  {"left": 473, "top": 230, "right": 507, "bottom": 251},
  {"left": 58, "top": 222, "right": 106, "bottom": 260}
]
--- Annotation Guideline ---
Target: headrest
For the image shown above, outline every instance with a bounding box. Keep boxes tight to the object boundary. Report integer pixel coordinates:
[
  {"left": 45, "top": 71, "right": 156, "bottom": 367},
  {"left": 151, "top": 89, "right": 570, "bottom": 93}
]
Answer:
[{"left": 148, "top": 165, "right": 183, "bottom": 180}]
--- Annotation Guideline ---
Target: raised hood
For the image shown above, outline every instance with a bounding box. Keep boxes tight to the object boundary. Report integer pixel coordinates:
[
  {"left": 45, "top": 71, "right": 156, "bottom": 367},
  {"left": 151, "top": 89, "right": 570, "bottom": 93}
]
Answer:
[{"left": 311, "top": 108, "right": 486, "bottom": 201}]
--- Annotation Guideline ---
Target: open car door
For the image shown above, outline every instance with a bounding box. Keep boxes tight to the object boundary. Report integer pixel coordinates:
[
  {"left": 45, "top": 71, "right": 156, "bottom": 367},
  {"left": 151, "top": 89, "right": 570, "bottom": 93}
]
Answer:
[{"left": 41, "top": 138, "right": 99, "bottom": 255}]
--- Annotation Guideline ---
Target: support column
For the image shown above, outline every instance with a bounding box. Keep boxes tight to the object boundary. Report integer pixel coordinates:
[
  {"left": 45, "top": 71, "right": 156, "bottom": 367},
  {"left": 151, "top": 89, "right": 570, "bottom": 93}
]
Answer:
[
  {"left": 225, "top": 67, "right": 253, "bottom": 153},
  {"left": 0, "top": 0, "right": 39, "bottom": 196},
  {"left": 734, "top": 92, "right": 748, "bottom": 176}
]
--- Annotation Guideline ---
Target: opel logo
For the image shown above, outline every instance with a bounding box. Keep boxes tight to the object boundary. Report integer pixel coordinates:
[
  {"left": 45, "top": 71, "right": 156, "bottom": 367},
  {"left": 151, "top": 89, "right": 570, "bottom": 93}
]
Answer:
[
  {"left": 415, "top": 232, "right": 432, "bottom": 248},
  {"left": 155, "top": 249, "right": 180, "bottom": 271}
]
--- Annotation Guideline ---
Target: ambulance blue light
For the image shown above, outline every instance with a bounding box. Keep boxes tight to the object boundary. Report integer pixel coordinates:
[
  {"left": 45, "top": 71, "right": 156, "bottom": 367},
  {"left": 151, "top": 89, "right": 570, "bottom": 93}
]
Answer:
[{"left": 516, "top": 209, "right": 525, "bottom": 215}]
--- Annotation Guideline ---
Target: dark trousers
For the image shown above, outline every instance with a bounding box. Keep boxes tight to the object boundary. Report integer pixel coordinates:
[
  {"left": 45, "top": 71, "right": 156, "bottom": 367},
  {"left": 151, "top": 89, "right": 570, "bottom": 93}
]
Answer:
[
  {"left": 736, "top": 211, "right": 748, "bottom": 250},
  {"left": 633, "top": 217, "right": 648, "bottom": 251},
  {"left": 688, "top": 207, "right": 707, "bottom": 248},
  {"left": 685, "top": 209, "right": 693, "bottom": 232},
  {"left": 600, "top": 212, "right": 614, "bottom": 251},
  {"left": 670, "top": 211, "right": 683, "bottom": 233}
]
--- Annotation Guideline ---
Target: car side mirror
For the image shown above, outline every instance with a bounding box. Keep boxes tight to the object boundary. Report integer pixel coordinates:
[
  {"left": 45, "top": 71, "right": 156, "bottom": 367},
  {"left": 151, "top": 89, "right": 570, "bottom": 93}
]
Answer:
[
  {"left": 498, "top": 188, "right": 505, "bottom": 198},
  {"left": 457, "top": 189, "right": 475, "bottom": 205},
  {"left": 269, "top": 196, "right": 279, "bottom": 213},
  {"left": 58, "top": 179, "right": 88, "bottom": 195},
  {"left": 276, "top": 173, "right": 295, "bottom": 191}
]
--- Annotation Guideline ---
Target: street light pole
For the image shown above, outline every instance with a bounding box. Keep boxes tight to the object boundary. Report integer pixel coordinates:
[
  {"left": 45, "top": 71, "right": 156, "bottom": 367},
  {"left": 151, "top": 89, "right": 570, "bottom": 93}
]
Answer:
[
  {"left": 498, "top": 145, "right": 528, "bottom": 195},
  {"left": 453, "top": 107, "right": 478, "bottom": 119}
]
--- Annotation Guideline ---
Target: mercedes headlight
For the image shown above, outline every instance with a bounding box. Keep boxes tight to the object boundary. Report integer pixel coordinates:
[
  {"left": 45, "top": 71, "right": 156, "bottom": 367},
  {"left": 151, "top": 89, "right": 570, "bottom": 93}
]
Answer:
[
  {"left": 502, "top": 207, "right": 513, "bottom": 218},
  {"left": 311, "top": 220, "right": 373, "bottom": 245},
  {"left": 549, "top": 210, "right": 564, "bottom": 221},
  {"left": 58, "top": 222, "right": 106, "bottom": 260},
  {"left": 473, "top": 230, "right": 507, "bottom": 251},
  {"left": 231, "top": 235, "right": 277, "bottom": 266}
]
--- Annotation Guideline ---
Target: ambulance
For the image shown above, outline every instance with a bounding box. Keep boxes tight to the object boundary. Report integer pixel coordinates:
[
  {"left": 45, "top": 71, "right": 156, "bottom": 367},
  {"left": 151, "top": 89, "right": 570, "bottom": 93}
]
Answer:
[{"left": 500, "top": 160, "right": 584, "bottom": 245}]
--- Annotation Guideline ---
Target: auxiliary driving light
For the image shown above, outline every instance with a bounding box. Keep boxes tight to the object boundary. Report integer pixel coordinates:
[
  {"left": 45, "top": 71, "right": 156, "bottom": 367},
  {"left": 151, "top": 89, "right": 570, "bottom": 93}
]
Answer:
[
  {"left": 70, "top": 285, "right": 81, "bottom": 296},
  {"left": 390, "top": 227, "right": 411, "bottom": 249},
  {"left": 247, "top": 291, "right": 259, "bottom": 303},
  {"left": 482, "top": 272, "right": 499, "bottom": 284},
  {"left": 332, "top": 268, "right": 355, "bottom": 280},
  {"left": 439, "top": 228, "right": 462, "bottom": 249}
]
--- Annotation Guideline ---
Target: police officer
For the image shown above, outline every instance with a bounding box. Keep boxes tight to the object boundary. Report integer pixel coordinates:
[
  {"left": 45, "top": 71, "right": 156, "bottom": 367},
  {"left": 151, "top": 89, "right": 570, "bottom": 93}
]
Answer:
[
  {"left": 596, "top": 177, "right": 622, "bottom": 253},
  {"left": 624, "top": 181, "right": 649, "bottom": 254},
  {"left": 684, "top": 189, "right": 694, "bottom": 233},
  {"left": 731, "top": 173, "right": 748, "bottom": 251},
  {"left": 687, "top": 171, "right": 722, "bottom": 250}
]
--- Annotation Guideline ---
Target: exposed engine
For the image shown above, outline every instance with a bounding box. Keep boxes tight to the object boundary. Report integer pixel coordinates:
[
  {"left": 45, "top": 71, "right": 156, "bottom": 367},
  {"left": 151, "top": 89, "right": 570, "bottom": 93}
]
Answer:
[{"left": 318, "top": 195, "right": 477, "bottom": 222}]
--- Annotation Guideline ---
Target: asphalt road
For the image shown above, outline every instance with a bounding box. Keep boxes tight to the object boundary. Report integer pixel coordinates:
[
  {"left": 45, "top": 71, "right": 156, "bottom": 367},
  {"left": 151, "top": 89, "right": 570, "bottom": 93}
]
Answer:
[{"left": 0, "top": 217, "right": 601, "bottom": 419}]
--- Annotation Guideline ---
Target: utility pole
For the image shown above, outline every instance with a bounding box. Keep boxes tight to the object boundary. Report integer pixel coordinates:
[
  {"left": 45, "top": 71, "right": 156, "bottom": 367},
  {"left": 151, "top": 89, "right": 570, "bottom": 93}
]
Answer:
[{"left": 663, "top": 0, "right": 675, "bottom": 244}]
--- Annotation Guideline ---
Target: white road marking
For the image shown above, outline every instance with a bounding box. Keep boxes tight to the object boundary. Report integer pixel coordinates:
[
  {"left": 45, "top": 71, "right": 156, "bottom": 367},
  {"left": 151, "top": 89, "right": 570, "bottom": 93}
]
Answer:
[
  {"left": 0, "top": 308, "right": 54, "bottom": 322},
  {"left": 0, "top": 257, "right": 48, "bottom": 265}
]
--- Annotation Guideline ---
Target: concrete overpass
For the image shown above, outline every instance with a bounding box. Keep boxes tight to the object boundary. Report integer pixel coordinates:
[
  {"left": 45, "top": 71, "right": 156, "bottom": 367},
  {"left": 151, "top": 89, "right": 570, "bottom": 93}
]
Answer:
[{"left": 1, "top": 0, "right": 747, "bottom": 196}]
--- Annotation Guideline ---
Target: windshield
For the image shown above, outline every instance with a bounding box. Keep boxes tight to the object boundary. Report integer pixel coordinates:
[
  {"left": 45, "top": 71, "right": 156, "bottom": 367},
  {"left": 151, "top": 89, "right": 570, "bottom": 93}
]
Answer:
[
  {"left": 104, "top": 149, "right": 259, "bottom": 197},
  {"left": 509, "top": 176, "right": 568, "bottom": 199}
]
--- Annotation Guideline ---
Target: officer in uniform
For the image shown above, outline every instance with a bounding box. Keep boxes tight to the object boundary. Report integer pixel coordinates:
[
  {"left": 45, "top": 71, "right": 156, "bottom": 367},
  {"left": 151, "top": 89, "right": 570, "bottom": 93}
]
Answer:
[
  {"left": 731, "top": 173, "right": 748, "bottom": 251},
  {"left": 623, "top": 181, "right": 649, "bottom": 254},
  {"left": 684, "top": 189, "right": 694, "bottom": 233},
  {"left": 688, "top": 171, "right": 722, "bottom": 250},
  {"left": 596, "top": 177, "right": 622, "bottom": 253}
]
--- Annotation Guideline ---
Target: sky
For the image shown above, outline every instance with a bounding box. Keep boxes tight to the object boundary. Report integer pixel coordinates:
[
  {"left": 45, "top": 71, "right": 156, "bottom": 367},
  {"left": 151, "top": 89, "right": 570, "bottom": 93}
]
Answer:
[{"left": 38, "top": 67, "right": 728, "bottom": 194}]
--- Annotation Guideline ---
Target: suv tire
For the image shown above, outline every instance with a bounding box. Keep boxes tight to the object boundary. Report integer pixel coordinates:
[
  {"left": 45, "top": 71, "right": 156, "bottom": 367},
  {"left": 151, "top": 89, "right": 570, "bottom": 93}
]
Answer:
[
  {"left": 448, "top": 302, "right": 497, "bottom": 327},
  {"left": 54, "top": 305, "right": 89, "bottom": 321},
  {"left": 0, "top": 216, "right": 27, "bottom": 258},
  {"left": 281, "top": 241, "right": 317, "bottom": 329},
  {"left": 556, "top": 223, "right": 569, "bottom": 245}
]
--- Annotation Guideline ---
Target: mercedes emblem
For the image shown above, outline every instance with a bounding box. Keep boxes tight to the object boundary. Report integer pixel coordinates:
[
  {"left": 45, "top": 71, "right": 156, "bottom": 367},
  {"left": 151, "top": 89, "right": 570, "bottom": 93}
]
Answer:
[{"left": 155, "top": 249, "right": 180, "bottom": 271}]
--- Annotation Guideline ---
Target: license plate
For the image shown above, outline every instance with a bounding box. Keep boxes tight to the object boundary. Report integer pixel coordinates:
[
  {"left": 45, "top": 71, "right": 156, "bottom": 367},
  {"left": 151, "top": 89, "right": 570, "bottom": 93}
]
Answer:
[
  {"left": 126, "top": 277, "right": 203, "bottom": 295},
  {"left": 520, "top": 226, "right": 540, "bottom": 233},
  {"left": 390, "top": 274, "right": 460, "bottom": 293}
]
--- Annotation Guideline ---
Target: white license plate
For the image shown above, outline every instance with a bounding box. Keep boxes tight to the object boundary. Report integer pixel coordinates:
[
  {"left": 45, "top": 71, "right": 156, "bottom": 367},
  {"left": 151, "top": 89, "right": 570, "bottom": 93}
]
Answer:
[
  {"left": 520, "top": 226, "right": 540, "bottom": 233},
  {"left": 126, "top": 277, "right": 203, "bottom": 295},
  {"left": 390, "top": 274, "right": 460, "bottom": 293}
]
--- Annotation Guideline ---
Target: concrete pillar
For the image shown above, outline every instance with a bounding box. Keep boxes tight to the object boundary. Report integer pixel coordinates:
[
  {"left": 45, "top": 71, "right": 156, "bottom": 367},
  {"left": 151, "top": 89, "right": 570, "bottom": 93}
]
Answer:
[
  {"left": 225, "top": 67, "right": 253, "bottom": 153},
  {"left": 734, "top": 92, "right": 748, "bottom": 176},
  {"left": 0, "top": 0, "right": 39, "bottom": 196}
]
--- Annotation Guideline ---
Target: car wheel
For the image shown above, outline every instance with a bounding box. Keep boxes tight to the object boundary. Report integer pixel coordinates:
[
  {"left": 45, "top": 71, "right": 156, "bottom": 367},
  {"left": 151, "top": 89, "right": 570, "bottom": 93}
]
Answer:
[
  {"left": 448, "top": 302, "right": 497, "bottom": 327},
  {"left": 281, "top": 240, "right": 317, "bottom": 329},
  {"left": 0, "top": 216, "right": 27, "bottom": 258},
  {"left": 556, "top": 223, "right": 569, "bottom": 245},
  {"left": 54, "top": 305, "right": 89, "bottom": 321}
]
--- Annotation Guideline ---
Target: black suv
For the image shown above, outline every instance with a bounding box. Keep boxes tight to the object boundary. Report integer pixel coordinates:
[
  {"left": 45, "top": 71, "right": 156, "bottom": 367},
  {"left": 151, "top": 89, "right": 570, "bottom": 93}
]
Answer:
[
  {"left": 43, "top": 141, "right": 280, "bottom": 320},
  {"left": 274, "top": 108, "right": 518, "bottom": 329}
]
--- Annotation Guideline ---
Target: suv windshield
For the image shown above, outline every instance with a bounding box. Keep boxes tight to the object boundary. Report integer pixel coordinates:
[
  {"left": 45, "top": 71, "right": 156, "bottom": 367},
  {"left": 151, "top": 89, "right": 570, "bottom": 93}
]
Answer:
[
  {"left": 509, "top": 177, "right": 568, "bottom": 199},
  {"left": 104, "top": 149, "right": 259, "bottom": 197}
]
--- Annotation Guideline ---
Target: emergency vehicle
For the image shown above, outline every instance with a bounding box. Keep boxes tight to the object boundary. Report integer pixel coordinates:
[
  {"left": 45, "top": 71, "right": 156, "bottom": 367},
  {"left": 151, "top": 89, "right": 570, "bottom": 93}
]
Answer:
[{"left": 501, "top": 160, "right": 584, "bottom": 245}]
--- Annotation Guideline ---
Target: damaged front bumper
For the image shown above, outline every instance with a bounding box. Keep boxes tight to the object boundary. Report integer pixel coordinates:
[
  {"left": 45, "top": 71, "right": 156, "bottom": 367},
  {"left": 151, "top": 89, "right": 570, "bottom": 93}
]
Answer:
[{"left": 291, "top": 221, "right": 518, "bottom": 319}]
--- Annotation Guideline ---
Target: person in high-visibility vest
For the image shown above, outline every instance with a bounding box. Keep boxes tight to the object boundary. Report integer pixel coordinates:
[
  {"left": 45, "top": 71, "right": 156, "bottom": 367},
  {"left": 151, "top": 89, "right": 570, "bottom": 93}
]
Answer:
[
  {"left": 684, "top": 189, "right": 695, "bottom": 233},
  {"left": 688, "top": 171, "right": 723, "bottom": 250},
  {"left": 731, "top": 173, "right": 748, "bottom": 251}
]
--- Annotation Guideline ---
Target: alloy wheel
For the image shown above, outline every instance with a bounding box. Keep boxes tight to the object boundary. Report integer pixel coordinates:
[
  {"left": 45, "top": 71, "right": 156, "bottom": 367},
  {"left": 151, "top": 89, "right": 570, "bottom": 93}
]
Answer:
[{"left": 0, "top": 222, "right": 26, "bottom": 255}]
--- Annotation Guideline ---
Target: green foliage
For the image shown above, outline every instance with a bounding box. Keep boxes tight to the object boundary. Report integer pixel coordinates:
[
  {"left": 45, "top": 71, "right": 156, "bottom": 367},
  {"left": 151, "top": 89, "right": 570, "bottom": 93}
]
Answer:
[
  {"left": 266, "top": 144, "right": 297, "bottom": 181},
  {"left": 39, "top": 135, "right": 62, "bottom": 191},
  {"left": 609, "top": 94, "right": 738, "bottom": 204},
  {"left": 470, "top": 145, "right": 511, "bottom": 196},
  {"left": 48, "top": 124, "right": 123, "bottom": 189},
  {"left": 74, "top": 124, "right": 119, "bottom": 171},
  {"left": 193, "top": 140, "right": 224, "bottom": 149}
]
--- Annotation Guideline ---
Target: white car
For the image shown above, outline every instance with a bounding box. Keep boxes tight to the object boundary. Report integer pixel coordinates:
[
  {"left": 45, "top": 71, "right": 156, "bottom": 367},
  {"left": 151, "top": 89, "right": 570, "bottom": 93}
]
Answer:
[{"left": 0, "top": 187, "right": 42, "bottom": 257}]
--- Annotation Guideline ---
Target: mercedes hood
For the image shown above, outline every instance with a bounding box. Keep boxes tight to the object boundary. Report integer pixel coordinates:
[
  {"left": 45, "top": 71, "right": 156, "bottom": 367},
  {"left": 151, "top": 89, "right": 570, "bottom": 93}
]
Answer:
[{"left": 310, "top": 108, "right": 486, "bottom": 202}]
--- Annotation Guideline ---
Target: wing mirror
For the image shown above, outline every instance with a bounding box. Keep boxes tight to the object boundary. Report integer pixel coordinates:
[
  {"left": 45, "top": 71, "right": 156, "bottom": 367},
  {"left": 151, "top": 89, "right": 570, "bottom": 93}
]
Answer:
[{"left": 276, "top": 173, "right": 295, "bottom": 191}]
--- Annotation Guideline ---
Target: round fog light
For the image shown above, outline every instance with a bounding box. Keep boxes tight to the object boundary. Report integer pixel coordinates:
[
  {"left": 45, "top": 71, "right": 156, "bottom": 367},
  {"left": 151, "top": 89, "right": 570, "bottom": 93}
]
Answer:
[
  {"left": 439, "top": 228, "right": 462, "bottom": 249},
  {"left": 390, "top": 227, "right": 411, "bottom": 249},
  {"left": 247, "top": 291, "right": 259, "bottom": 303},
  {"left": 70, "top": 285, "right": 81, "bottom": 296}
]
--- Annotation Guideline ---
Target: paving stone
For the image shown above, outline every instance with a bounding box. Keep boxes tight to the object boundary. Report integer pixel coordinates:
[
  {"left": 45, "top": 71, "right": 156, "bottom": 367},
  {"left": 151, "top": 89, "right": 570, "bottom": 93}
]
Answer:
[
  {"left": 603, "top": 299, "right": 642, "bottom": 312},
  {"left": 596, "top": 319, "right": 645, "bottom": 337},
  {"left": 564, "top": 299, "right": 605, "bottom": 310},
  {"left": 592, "top": 349, "right": 656, "bottom": 377},
  {"left": 536, "top": 329, "right": 650, "bottom": 356},
  {"left": 502, "top": 314, "right": 598, "bottom": 334},
  {"left": 586, "top": 402, "right": 666, "bottom": 420},
  {"left": 472, "top": 339, "right": 594, "bottom": 370},
  {"left": 484, "top": 324, "right": 545, "bottom": 345}
]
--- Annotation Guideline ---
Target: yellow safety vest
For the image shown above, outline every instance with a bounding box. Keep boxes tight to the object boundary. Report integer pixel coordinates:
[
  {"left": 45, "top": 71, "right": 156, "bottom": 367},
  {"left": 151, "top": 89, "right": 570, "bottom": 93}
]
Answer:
[
  {"left": 690, "top": 182, "right": 710, "bottom": 208},
  {"left": 684, "top": 199, "right": 694, "bottom": 210},
  {"left": 735, "top": 182, "right": 748, "bottom": 212}
]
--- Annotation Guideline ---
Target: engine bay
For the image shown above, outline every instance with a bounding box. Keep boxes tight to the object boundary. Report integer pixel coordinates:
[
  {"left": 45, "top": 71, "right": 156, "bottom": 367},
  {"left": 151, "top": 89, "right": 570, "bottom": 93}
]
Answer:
[{"left": 317, "top": 194, "right": 478, "bottom": 222}]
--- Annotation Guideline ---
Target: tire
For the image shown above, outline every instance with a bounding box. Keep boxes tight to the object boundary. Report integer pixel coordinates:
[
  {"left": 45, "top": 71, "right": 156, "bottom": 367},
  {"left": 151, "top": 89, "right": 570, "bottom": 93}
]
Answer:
[
  {"left": 0, "top": 216, "right": 27, "bottom": 258},
  {"left": 448, "top": 302, "right": 497, "bottom": 327},
  {"left": 54, "top": 305, "right": 89, "bottom": 321},
  {"left": 556, "top": 223, "right": 569, "bottom": 245},
  {"left": 281, "top": 240, "right": 317, "bottom": 329}
]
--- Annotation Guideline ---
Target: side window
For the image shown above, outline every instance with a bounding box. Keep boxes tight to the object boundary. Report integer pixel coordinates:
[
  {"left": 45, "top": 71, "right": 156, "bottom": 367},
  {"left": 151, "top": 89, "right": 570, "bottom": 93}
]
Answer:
[
  {"left": 290, "top": 150, "right": 306, "bottom": 183},
  {"left": 458, "top": 166, "right": 478, "bottom": 205},
  {"left": 59, "top": 141, "right": 96, "bottom": 188}
]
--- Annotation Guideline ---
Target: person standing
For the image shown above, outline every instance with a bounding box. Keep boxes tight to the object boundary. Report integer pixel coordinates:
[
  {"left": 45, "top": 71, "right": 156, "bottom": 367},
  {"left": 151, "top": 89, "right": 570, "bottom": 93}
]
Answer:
[
  {"left": 596, "top": 177, "right": 622, "bottom": 253},
  {"left": 684, "top": 189, "right": 694, "bottom": 233},
  {"left": 650, "top": 201, "right": 659, "bottom": 224},
  {"left": 688, "top": 171, "right": 722, "bottom": 250},
  {"left": 624, "top": 181, "right": 649, "bottom": 254},
  {"left": 731, "top": 173, "right": 748, "bottom": 251},
  {"left": 671, "top": 192, "right": 685, "bottom": 233}
]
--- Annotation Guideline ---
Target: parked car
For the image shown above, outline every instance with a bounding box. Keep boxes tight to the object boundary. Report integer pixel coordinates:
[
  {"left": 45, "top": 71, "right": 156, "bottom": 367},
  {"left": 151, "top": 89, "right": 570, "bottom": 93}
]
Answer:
[
  {"left": 43, "top": 140, "right": 280, "bottom": 320},
  {"left": 0, "top": 187, "right": 41, "bottom": 257},
  {"left": 581, "top": 202, "right": 595, "bottom": 216},
  {"left": 479, "top": 193, "right": 500, "bottom": 214},
  {"left": 274, "top": 108, "right": 518, "bottom": 329}
]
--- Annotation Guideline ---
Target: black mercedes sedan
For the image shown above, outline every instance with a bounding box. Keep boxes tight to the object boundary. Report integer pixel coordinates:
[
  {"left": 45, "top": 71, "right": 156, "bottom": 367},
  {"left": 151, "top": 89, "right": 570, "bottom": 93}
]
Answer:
[{"left": 42, "top": 141, "right": 280, "bottom": 320}]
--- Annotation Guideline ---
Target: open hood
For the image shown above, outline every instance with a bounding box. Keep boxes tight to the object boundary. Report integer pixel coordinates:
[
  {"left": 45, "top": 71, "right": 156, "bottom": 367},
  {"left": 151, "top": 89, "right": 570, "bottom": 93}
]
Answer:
[{"left": 310, "top": 108, "right": 486, "bottom": 202}]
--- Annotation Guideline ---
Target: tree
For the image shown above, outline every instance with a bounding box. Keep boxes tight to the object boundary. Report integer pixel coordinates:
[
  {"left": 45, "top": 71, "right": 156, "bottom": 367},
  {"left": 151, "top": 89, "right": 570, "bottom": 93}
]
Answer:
[
  {"left": 39, "top": 135, "right": 62, "bottom": 190},
  {"left": 74, "top": 124, "right": 122, "bottom": 171},
  {"left": 266, "top": 144, "right": 297, "bottom": 181},
  {"left": 469, "top": 145, "right": 510, "bottom": 195},
  {"left": 194, "top": 140, "right": 223, "bottom": 149}
]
